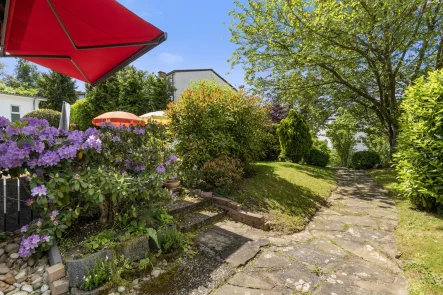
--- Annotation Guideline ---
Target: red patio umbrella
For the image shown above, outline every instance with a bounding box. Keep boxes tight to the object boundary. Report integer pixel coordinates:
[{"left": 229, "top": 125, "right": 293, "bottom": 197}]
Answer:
[
  {"left": 92, "top": 111, "right": 141, "bottom": 127},
  {"left": 0, "top": 0, "right": 166, "bottom": 86}
]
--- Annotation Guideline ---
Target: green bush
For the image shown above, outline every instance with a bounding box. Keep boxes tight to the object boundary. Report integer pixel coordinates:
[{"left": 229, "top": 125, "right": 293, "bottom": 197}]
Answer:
[
  {"left": 259, "top": 124, "right": 281, "bottom": 161},
  {"left": 277, "top": 109, "right": 312, "bottom": 163},
  {"left": 167, "top": 80, "right": 266, "bottom": 176},
  {"left": 70, "top": 99, "right": 94, "bottom": 130},
  {"left": 305, "top": 148, "right": 330, "bottom": 167},
  {"left": 23, "top": 109, "right": 61, "bottom": 127},
  {"left": 200, "top": 156, "right": 244, "bottom": 193},
  {"left": 350, "top": 151, "right": 380, "bottom": 170},
  {"left": 158, "top": 228, "right": 187, "bottom": 253},
  {"left": 396, "top": 69, "right": 443, "bottom": 210}
]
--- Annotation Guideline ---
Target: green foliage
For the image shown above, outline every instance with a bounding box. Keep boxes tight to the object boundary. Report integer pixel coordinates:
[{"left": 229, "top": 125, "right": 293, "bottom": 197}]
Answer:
[
  {"left": 81, "top": 230, "right": 118, "bottom": 254},
  {"left": 305, "top": 148, "right": 330, "bottom": 167},
  {"left": 37, "top": 71, "right": 78, "bottom": 111},
  {"left": 326, "top": 111, "right": 357, "bottom": 167},
  {"left": 70, "top": 99, "right": 94, "bottom": 130},
  {"left": 229, "top": 0, "right": 443, "bottom": 154},
  {"left": 23, "top": 109, "right": 61, "bottom": 127},
  {"left": 277, "top": 109, "right": 312, "bottom": 163},
  {"left": 85, "top": 66, "right": 174, "bottom": 118},
  {"left": 259, "top": 124, "right": 281, "bottom": 161},
  {"left": 150, "top": 209, "right": 174, "bottom": 227},
  {"left": 200, "top": 156, "right": 244, "bottom": 193},
  {"left": 158, "top": 228, "right": 188, "bottom": 253},
  {"left": 0, "top": 83, "right": 39, "bottom": 96},
  {"left": 362, "top": 128, "right": 391, "bottom": 166},
  {"left": 124, "top": 220, "right": 159, "bottom": 248},
  {"left": 350, "top": 151, "right": 380, "bottom": 170},
  {"left": 395, "top": 69, "right": 443, "bottom": 210},
  {"left": 5, "top": 59, "right": 40, "bottom": 88},
  {"left": 167, "top": 80, "right": 266, "bottom": 179},
  {"left": 80, "top": 255, "right": 128, "bottom": 291}
]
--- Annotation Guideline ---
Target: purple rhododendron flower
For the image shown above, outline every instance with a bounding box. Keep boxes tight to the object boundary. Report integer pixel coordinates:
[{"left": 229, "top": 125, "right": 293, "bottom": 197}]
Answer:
[
  {"left": 84, "top": 128, "right": 100, "bottom": 138},
  {"left": 31, "top": 185, "right": 47, "bottom": 197},
  {"left": 32, "top": 141, "right": 45, "bottom": 153},
  {"left": 22, "top": 125, "right": 37, "bottom": 135},
  {"left": 68, "top": 130, "right": 84, "bottom": 146},
  {"left": 112, "top": 136, "right": 120, "bottom": 142},
  {"left": 53, "top": 220, "right": 59, "bottom": 226},
  {"left": 165, "top": 160, "right": 171, "bottom": 166},
  {"left": 169, "top": 155, "right": 178, "bottom": 162},
  {"left": 21, "top": 225, "right": 28, "bottom": 233},
  {"left": 57, "top": 145, "right": 78, "bottom": 160},
  {"left": 124, "top": 160, "right": 132, "bottom": 170},
  {"left": 82, "top": 135, "right": 102, "bottom": 153},
  {"left": 49, "top": 210, "right": 59, "bottom": 219},
  {"left": 155, "top": 165, "right": 166, "bottom": 173},
  {"left": 37, "top": 150, "right": 60, "bottom": 167},
  {"left": 135, "top": 128, "right": 145, "bottom": 135},
  {"left": 0, "top": 116, "right": 9, "bottom": 127},
  {"left": 134, "top": 164, "right": 145, "bottom": 172},
  {"left": 41, "top": 235, "right": 50, "bottom": 243},
  {"left": 74, "top": 174, "right": 80, "bottom": 180}
]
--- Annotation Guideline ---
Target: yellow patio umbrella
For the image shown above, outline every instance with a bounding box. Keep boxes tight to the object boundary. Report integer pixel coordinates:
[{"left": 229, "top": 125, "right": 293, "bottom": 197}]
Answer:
[{"left": 140, "top": 111, "right": 170, "bottom": 125}]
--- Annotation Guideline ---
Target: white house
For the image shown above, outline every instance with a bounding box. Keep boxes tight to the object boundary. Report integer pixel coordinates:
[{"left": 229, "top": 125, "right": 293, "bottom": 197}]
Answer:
[
  {"left": 160, "top": 69, "right": 236, "bottom": 101},
  {"left": 0, "top": 92, "right": 46, "bottom": 122},
  {"left": 317, "top": 117, "right": 368, "bottom": 152}
]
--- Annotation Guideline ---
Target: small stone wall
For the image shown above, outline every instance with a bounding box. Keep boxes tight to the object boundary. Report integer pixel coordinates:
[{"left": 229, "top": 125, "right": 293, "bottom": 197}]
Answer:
[{"left": 189, "top": 189, "right": 270, "bottom": 230}]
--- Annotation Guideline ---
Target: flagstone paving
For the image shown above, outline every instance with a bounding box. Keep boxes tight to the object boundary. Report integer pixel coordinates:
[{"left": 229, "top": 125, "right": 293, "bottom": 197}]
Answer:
[{"left": 142, "top": 170, "right": 408, "bottom": 295}]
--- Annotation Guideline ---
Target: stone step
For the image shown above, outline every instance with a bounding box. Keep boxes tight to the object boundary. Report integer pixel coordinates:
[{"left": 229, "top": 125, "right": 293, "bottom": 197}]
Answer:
[
  {"left": 166, "top": 197, "right": 209, "bottom": 217},
  {"left": 178, "top": 208, "right": 226, "bottom": 232}
]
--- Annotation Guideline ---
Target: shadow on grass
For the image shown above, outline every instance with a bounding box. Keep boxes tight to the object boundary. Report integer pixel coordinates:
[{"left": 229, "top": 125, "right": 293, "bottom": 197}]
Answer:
[{"left": 230, "top": 163, "right": 330, "bottom": 232}]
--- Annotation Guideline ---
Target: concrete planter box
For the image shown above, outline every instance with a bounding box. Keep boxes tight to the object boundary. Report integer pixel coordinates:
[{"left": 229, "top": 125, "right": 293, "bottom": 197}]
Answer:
[
  {"left": 70, "top": 286, "right": 108, "bottom": 295},
  {"left": 65, "top": 236, "right": 151, "bottom": 289}
]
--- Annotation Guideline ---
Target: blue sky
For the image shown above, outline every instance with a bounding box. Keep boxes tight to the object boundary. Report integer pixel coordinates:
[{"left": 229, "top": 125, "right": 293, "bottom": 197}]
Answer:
[{"left": 1, "top": 0, "right": 245, "bottom": 91}]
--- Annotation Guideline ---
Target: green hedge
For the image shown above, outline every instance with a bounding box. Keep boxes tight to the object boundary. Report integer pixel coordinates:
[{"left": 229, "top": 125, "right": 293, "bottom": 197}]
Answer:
[
  {"left": 277, "top": 109, "right": 312, "bottom": 163},
  {"left": 305, "top": 148, "right": 330, "bottom": 167},
  {"left": 396, "top": 69, "right": 443, "bottom": 210},
  {"left": 71, "top": 99, "right": 94, "bottom": 130},
  {"left": 350, "top": 151, "right": 380, "bottom": 170},
  {"left": 23, "top": 109, "right": 61, "bottom": 127},
  {"left": 259, "top": 124, "right": 281, "bottom": 161}
]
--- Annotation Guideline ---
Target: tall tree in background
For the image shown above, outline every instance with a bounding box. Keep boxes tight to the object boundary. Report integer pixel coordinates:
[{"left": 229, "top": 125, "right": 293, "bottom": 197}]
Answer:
[
  {"left": 6, "top": 59, "right": 40, "bottom": 88},
  {"left": 38, "top": 71, "right": 77, "bottom": 111},
  {"left": 229, "top": 0, "right": 443, "bottom": 157}
]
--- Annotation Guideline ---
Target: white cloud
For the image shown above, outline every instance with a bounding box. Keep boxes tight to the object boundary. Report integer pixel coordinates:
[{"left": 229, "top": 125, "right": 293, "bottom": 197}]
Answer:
[{"left": 158, "top": 53, "right": 184, "bottom": 65}]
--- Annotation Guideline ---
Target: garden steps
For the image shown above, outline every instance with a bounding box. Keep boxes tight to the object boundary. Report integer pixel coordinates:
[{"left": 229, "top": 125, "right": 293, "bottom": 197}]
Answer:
[
  {"left": 166, "top": 196, "right": 209, "bottom": 217},
  {"left": 178, "top": 207, "right": 226, "bottom": 232}
]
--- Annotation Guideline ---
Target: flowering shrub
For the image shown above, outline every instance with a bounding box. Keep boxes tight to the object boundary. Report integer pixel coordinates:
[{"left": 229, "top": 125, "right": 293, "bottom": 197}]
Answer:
[
  {"left": 0, "top": 116, "right": 175, "bottom": 257},
  {"left": 200, "top": 156, "right": 244, "bottom": 193}
]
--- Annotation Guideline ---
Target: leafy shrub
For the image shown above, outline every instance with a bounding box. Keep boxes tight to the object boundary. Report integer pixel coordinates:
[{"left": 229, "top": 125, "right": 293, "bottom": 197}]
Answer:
[
  {"left": 350, "top": 151, "right": 380, "bottom": 170},
  {"left": 82, "top": 230, "right": 118, "bottom": 254},
  {"left": 80, "top": 255, "right": 128, "bottom": 291},
  {"left": 167, "top": 80, "right": 266, "bottom": 181},
  {"left": 305, "top": 148, "right": 330, "bottom": 167},
  {"left": 70, "top": 99, "right": 94, "bottom": 130},
  {"left": 259, "top": 124, "right": 281, "bottom": 161},
  {"left": 326, "top": 110, "right": 357, "bottom": 167},
  {"left": 200, "top": 156, "right": 244, "bottom": 192},
  {"left": 158, "top": 228, "right": 187, "bottom": 253},
  {"left": 277, "top": 109, "right": 312, "bottom": 163},
  {"left": 23, "top": 109, "right": 61, "bottom": 127},
  {"left": 396, "top": 69, "right": 443, "bottom": 210}
]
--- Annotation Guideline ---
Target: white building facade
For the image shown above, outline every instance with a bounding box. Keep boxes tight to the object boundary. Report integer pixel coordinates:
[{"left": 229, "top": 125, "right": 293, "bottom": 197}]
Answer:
[
  {"left": 0, "top": 92, "right": 46, "bottom": 122},
  {"left": 162, "top": 69, "right": 236, "bottom": 101}
]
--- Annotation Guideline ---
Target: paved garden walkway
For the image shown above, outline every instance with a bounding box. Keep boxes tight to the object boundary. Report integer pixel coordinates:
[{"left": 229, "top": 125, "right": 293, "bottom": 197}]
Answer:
[{"left": 143, "top": 170, "right": 408, "bottom": 295}]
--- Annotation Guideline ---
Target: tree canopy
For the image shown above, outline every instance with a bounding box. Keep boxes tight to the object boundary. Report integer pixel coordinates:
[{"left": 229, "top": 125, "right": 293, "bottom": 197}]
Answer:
[
  {"left": 38, "top": 71, "right": 78, "bottom": 111},
  {"left": 229, "top": 0, "right": 443, "bottom": 155},
  {"left": 5, "top": 59, "right": 40, "bottom": 88}
]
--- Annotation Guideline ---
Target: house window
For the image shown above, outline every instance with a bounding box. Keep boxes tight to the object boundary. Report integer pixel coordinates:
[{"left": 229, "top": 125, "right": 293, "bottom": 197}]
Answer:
[{"left": 11, "top": 105, "right": 20, "bottom": 122}]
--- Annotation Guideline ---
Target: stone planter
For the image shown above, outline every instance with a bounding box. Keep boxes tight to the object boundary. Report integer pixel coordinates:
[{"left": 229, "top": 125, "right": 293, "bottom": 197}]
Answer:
[
  {"left": 163, "top": 179, "right": 180, "bottom": 190},
  {"left": 65, "top": 237, "right": 151, "bottom": 289},
  {"left": 70, "top": 286, "right": 108, "bottom": 295}
]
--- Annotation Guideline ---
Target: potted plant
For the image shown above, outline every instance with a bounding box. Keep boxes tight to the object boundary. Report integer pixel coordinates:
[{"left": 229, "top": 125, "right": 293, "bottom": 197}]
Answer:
[{"left": 161, "top": 153, "right": 181, "bottom": 190}]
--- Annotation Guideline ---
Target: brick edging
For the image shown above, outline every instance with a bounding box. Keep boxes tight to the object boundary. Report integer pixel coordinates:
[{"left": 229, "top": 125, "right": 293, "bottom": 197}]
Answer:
[{"left": 189, "top": 189, "right": 271, "bottom": 230}]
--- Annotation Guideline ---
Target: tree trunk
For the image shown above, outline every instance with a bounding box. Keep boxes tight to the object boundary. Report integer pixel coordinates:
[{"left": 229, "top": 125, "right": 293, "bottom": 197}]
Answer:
[
  {"left": 99, "top": 201, "right": 109, "bottom": 225},
  {"left": 387, "top": 123, "right": 398, "bottom": 161}
]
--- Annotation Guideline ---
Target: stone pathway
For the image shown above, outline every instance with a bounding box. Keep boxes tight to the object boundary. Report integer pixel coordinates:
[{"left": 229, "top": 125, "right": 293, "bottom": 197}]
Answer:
[{"left": 142, "top": 170, "right": 408, "bottom": 295}]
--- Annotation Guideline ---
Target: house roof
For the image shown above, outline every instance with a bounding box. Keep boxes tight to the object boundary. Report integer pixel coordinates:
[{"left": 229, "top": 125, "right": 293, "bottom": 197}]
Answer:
[
  {"left": 0, "top": 91, "right": 47, "bottom": 100},
  {"left": 166, "top": 69, "right": 237, "bottom": 91}
]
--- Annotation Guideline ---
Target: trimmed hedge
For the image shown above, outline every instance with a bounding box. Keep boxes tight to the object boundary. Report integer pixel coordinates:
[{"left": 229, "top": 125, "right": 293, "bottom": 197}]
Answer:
[
  {"left": 305, "top": 148, "right": 330, "bottom": 167},
  {"left": 396, "top": 69, "right": 443, "bottom": 210},
  {"left": 277, "top": 109, "right": 312, "bottom": 163},
  {"left": 350, "top": 151, "right": 380, "bottom": 170},
  {"left": 71, "top": 99, "right": 94, "bottom": 130},
  {"left": 23, "top": 109, "right": 61, "bottom": 127}
]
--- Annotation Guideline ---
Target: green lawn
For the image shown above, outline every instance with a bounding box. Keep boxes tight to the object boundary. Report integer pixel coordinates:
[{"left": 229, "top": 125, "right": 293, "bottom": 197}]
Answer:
[
  {"left": 369, "top": 169, "right": 443, "bottom": 295},
  {"left": 230, "top": 162, "right": 336, "bottom": 233}
]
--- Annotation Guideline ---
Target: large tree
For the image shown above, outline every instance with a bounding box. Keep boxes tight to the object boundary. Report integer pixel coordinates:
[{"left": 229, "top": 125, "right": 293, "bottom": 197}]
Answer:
[
  {"left": 229, "top": 0, "right": 443, "bottom": 156},
  {"left": 6, "top": 59, "right": 40, "bottom": 88},
  {"left": 38, "top": 71, "right": 78, "bottom": 111}
]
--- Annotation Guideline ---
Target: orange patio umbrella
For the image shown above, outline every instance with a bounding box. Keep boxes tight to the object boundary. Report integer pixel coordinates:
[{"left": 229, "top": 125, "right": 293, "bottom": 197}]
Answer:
[{"left": 92, "top": 111, "right": 142, "bottom": 127}]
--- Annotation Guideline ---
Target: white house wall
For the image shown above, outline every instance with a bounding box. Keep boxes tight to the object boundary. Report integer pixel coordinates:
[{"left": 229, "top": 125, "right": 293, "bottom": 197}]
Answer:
[
  {"left": 171, "top": 71, "right": 230, "bottom": 101},
  {"left": 0, "top": 94, "right": 42, "bottom": 121}
]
